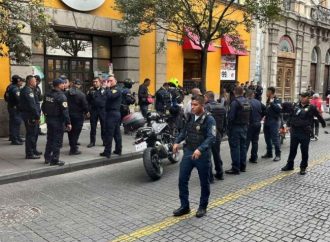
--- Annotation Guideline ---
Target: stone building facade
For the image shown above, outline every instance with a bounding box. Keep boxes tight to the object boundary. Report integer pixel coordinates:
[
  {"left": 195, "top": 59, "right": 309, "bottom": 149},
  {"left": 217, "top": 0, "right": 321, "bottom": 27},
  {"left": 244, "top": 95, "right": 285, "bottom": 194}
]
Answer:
[{"left": 254, "top": 0, "right": 330, "bottom": 101}]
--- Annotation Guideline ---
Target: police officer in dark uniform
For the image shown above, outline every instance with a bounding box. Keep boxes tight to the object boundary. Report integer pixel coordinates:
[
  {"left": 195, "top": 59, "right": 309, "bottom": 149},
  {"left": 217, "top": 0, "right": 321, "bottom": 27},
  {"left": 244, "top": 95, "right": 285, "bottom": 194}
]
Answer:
[
  {"left": 282, "top": 92, "right": 326, "bottom": 175},
  {"left": 120, "top": 78, "right": 136, "bottom": 118},
  {"left": 155, "top": 82, "right": 172, "bottom": 114},
  {"left": 4, "top": 75, "right": 24, "bottom": 145},
  {"left": 255, "top": 81, "right": 263, "bottom": 102},
  {"left": 172, "top": 95, "right": 216, "bottom": 218},
  {"left": 86, "top": 77, "right": 107, "bottom": 147},
  {"left": 34, "top": 75, "right": 46, "bottom": 136},
  {"left": 226, "top": 86, "right": 252, "bottom": 175},
  {"left": 42, "top": 79, "right": 72, "bottom": 166},
  {"left": 245, "top": 90, "right": 266, "bottom": 163},
  {"left": 204, "top": 91, "right": 226, "bottom": 181},
  {"left": 19, "top": 75, "right": 41, "bottom": 159},
  {"left": 100, "top": 76, "right": 122, "bottom": 158},
  {"left": 67, "top": 80, "right": 89, "bottom": 155},
  {"left": 262, "top": 87, "right": 282, "bottom": 161}
]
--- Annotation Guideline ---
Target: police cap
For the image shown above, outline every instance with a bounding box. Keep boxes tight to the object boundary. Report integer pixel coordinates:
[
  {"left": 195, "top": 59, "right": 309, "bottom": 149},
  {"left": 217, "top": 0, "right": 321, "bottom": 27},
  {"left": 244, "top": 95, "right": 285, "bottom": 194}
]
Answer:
[
  {"left": 300, "top": 92, "right": 310, "bottom": 97},
  {"left": 12, "top": 75, "right": 24, "bottom": 84},
  {"left": 74, "top": 79, "right": 82, "bottom": 85},
  {"left": 53, "top": 78, "right": 65, "bottom": 86}
]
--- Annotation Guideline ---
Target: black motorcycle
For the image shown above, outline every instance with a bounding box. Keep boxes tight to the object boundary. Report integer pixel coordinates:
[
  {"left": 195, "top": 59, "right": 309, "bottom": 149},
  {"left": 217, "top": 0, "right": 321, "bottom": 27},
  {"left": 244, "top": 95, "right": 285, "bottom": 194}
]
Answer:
[{"left": 134, "top": 112, "right": 180, "bottom": 180}]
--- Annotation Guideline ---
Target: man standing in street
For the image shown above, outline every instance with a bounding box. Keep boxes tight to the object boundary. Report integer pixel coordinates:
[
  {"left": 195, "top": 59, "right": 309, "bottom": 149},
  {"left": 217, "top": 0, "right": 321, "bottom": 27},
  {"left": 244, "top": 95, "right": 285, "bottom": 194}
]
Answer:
[
  {"left": 226, "top": 86, "right": 251, "bottom": 175},
  {"left": 245, "top": 90, "right": 265, "bottom": 163},
  {"left": 172, "top": 95, "right": 216, "bottom": 218},
  {"left": 282, "top": 92, "right": 326, "bottom": 175},
  {"left": 262, "top": 87, "right": 282, "bottom": 162},
  {"left": 155, "top": 82, "right": 172, "bottom": 114},
  {"left": 100, "top": 76, "right": 122, "bottom": 158},
  {"left": 138, "top": 78, "right": 151, "bottom": 118},
  {"left": 86, "top": 77, "right": 107, "bottom": 147},
  {"left": 19, "top": 75, "right": 41, "bottom": 159},
  {"left": 42, "top": 79, "right": 71, "bottom": 166},
  {"left": 4, "top": 75, "right": 24, "bottom": 145},
  {"left": 67, "top": 80, "right": 89, "bottom": 155},
  {"left": 204, "top": 91, "right": 226, "bottom": 181},
  {"left": 255, "top": 81, "right": 263, "bottom": 102},
  {"left": 34, "top": 75, "right": 46, "bottom": 136}
]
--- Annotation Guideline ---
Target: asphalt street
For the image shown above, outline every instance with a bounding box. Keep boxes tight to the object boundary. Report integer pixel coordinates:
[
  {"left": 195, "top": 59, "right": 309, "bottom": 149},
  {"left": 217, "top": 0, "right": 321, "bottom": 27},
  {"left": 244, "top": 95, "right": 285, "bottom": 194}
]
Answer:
[{"left": 1, "top": 127, "right": 330, "bottom": 242}]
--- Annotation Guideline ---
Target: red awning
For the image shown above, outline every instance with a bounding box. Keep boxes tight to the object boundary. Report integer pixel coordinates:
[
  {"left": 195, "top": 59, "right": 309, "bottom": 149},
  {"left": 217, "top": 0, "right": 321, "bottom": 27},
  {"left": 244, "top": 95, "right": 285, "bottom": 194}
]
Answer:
[
  {"left": 182, "top": 31, "right": 216, "bottom": 52},
  {"left": 221, "top": 35, "right": 248, "bottom": 56}
]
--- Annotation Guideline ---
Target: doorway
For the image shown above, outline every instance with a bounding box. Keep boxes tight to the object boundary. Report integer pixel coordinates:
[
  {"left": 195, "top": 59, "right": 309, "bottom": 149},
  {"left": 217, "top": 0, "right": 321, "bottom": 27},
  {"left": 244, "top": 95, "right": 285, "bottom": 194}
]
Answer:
[
  {"left": 310, "top": 63, "right": 317, "bottom": 91},
  {"left": 46, "top": 57, "right": 93, "bottom": 93},
  {"left": 276, "top": 58, "right": 295, "bottom": 102}
]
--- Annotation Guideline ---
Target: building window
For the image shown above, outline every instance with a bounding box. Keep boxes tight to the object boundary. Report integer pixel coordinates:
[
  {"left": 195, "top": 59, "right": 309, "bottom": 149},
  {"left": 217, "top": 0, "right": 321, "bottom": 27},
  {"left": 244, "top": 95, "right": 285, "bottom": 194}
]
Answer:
[
  {"left": 279, "top": 35, "right": 294, "bottom": 53},
  {"left": 312, "top": 48, "right": 318, "bottom": 64}
]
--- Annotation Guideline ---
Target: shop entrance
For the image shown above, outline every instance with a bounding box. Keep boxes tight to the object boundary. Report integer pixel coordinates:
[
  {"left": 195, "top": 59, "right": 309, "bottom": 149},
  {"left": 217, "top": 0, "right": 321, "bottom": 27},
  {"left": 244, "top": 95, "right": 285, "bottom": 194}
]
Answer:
[
  {"left": 46, "top": 57, "right": 93, "bottom": 93},
  {"left": 276, "top": 58, "right": 295, "bottom": 102}
]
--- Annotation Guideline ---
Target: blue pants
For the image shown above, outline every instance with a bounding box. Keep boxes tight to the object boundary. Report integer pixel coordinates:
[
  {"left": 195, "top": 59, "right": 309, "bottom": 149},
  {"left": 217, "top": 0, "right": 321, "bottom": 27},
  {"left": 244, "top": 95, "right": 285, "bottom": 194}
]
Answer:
[
  {"left": 287, "top": 130, "right": 310, "bottom": 169},
  {"left": 264, "top": 120, "right": 281, "bottom": 156},
  {"left": 68, "top": 114, "right": 84, "bottom": 152},
  {"left": 179, "top": 148, "right": 211, "bottom": 209},
  {"left": 104, "top": 111, "right": 122, "bottom": 156},
  {"left": 246, "top": 123, "right": 261, "bottom": 161},
  {"left": 228, "top": 125, "right": 248, "bottom": 172},
  {"left": 210, "top": 134, "right": 223, "bottom": 176},
  {"left": 22, "top": 114, "right": 39, "bottom": 156},
  {"left": 140, "top": 104, "right": 149, "bottom": 118},
  {"left": 8, "top": 107, "right": 22, "bottom": 141},
  {"left": 90, "top": 108, "right": 106, "bottom": 144},
  {"left": 44, "top": 119, "right": 65, "bottom": 162}
]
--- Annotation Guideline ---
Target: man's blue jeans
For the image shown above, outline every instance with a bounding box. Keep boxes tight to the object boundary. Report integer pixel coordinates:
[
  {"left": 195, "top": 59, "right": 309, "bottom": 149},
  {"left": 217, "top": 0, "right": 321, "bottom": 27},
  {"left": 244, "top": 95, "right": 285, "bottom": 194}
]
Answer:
[
  {"left": 228, "top": 125, "right": 248, "bottom": 172},
  {"left": 264, "top": 119, "right": 281, "bottom": 156}
]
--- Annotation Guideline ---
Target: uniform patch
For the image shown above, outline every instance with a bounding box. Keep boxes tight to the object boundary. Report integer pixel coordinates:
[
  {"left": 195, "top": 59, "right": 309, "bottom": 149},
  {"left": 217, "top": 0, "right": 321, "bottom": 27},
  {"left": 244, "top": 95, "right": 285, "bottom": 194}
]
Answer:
[
  {"left": 112, "top": 90, "right": 117, "bottom": 94},
  {"left": 101, "top": 90, "right": 105, "bottom": 94},
  {"left": 212, "top": 125, "right": 217, "bottom": 136},
  {"left": 16, "top": 92, "right": 20, "bottom": 96},
  {"left": 62, "top": 102, "right": 68, "bottom": 108},
  {"left": 29, "top": 93, "right": 34, "bottom": 98}
]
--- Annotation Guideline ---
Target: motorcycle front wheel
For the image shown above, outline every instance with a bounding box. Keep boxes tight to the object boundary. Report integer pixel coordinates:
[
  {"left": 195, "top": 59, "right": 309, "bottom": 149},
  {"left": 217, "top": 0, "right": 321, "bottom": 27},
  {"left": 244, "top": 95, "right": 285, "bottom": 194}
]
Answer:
[{"left": 143, "top": 147, "right": 163, "bottom": 180}]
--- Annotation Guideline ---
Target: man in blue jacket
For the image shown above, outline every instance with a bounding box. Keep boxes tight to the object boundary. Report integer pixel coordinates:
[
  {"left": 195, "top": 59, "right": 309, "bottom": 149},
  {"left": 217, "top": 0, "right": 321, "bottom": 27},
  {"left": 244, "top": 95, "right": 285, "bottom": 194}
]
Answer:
[{"left": 172, "top": 95, "right": 216, "bottom": 218}]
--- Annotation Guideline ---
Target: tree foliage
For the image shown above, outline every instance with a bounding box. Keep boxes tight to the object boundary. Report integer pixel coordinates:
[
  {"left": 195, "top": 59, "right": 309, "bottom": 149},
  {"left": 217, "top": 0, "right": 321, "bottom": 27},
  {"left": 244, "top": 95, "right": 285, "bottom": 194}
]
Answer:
[
  {"left": 115, "top": 0, "right": 283, "bottom": 91},
  {"left": 0, "top": 0, "right": 59, "bottom": 63}
]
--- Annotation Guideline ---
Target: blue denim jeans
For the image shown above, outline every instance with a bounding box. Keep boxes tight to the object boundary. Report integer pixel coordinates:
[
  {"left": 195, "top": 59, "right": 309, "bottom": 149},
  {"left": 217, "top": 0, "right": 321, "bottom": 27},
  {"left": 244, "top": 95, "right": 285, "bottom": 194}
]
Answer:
[{"left": 179, "top": 148, "right": 211, "bottom": 209}]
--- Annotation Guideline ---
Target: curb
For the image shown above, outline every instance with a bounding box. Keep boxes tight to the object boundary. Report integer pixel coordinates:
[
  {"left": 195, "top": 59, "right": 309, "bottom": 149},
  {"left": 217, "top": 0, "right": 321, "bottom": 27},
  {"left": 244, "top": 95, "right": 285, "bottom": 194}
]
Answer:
[{"left": 0, "top": 152, "right": 143, "bottom": 185}]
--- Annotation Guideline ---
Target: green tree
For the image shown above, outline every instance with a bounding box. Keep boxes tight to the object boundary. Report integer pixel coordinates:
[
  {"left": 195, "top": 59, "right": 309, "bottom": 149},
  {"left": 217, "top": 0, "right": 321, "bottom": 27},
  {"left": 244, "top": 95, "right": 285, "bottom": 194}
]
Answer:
[
  {"left": 115, "top": 0, "right": 283, "bottom": 92},
  {"left": 0, "top": 0, "right": 59, "bottom": 63}
]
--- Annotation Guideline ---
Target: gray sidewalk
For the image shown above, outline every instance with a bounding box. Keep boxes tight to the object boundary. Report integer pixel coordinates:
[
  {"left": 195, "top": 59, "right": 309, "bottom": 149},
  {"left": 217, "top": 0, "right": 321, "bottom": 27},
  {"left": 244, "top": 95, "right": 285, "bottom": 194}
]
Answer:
[{"left": 0, "top": 124, "right": 141, "bottom": 184}]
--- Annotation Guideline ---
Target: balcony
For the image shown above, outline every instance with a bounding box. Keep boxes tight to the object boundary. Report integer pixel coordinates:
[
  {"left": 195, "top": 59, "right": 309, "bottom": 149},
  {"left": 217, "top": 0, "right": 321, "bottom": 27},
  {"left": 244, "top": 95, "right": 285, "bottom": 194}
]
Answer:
[{"left": 311, "top": 5, "right": 330, "bottom": 25}]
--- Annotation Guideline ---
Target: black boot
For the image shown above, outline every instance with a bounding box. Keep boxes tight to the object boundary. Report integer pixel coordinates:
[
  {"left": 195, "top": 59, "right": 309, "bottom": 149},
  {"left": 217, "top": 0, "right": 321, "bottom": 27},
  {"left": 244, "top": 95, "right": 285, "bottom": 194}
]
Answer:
[
  {"left": 261, "top": 153, "right": 272, "bottom": 158},
  {"left": 300, "top": 168, "right": 307, "bottom": 175},
  {"left": 87, "top": 143, "right": 95, "bottom": 148},
  {"left": 196, "top": 208, "right": 207, "bottom": 218},
  {"left": 173, "top": 207, "right": 191, "bottom": 217},
  {"left": 281, "top": 163, "right": 294, "bottom": 171}
]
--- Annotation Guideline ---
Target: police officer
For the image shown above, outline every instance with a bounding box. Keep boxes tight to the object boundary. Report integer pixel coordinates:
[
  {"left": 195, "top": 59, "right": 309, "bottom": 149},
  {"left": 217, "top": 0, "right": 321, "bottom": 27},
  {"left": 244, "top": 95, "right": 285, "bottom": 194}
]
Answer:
[
  {"left": 226, "top": 86, "right": 251, "bottom": 175},
  {"left": 4, "top": 75, "right": 24, "bottom": 145},
  {"left": 255, "top": 81, "right": 263, "bottom": 102},
  {"left": 34, "top": 75, "right": 45, "bottom": 136},
  {"left": 86, "top": 77, "right": 107, "bottom": 147},
  {"left": 100, "top": 76, "right": 122, "bottom": 158},
  {"left": 155, "top": 82, "right": 172, "bottom": 114},
  {"left": 42, "top": 79, "right": 72, "bottom": 166},
  {"left": 19, "top": 75, "right": 41, "bottom": 159},
  {"left": 282, "top": 92, "right": 326, "bottom": 175},
  {"left": 120, "top": 78, "right": 136, "bottom": 118},
  {"left": 138, "top": 78, "right": 151, "bottom": 118},
  {"left": 172, "top": 95, "right": 216, "bottom": 218},
  {"left": 205, "top": 91, "right": 226, "bottom": 181},
  {"left": 67, "top": 80, "right": 89, "bottom": 155},
  {"left": 262, "top": 87, "right": 282, "bottom": 161},
  {"left": 245, "top": 90, "right": 266, "bottom": 163}
]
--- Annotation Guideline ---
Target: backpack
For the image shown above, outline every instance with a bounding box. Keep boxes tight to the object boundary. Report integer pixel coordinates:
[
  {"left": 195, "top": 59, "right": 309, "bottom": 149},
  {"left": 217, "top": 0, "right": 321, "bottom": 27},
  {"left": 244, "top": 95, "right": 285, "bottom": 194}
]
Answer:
[{"left": 234, "top": 98, "right": 251, "bottom": 125}]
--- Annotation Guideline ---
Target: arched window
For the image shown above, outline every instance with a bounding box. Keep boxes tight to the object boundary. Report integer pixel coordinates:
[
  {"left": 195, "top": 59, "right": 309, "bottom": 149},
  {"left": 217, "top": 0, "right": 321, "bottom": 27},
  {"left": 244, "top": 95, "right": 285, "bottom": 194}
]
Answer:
[
  {"left": 278, "top": 35, "right": 294, "bottom": 53},
  {"left": 326, "top": 50, "right": 330, "bottom": 65},
  {"left": 312, "top": 48, "right": 318, "bottom": 64}
]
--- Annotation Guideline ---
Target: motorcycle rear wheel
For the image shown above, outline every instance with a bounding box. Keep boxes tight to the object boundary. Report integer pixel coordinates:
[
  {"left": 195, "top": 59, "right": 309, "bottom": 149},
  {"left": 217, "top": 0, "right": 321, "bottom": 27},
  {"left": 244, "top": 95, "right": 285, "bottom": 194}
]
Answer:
[{"left": 143, "top": 147, "right": 163, "bottom": 180}]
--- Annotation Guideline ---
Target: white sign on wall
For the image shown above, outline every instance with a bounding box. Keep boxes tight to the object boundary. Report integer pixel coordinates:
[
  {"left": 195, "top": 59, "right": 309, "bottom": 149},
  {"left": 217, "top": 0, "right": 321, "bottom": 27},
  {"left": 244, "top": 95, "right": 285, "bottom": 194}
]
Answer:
[
  {"left": 62, "top": 0, "right": 105, "bottom": 12},
  {"left": 221, "top": 55, "right": 237, "bottom": 81}
]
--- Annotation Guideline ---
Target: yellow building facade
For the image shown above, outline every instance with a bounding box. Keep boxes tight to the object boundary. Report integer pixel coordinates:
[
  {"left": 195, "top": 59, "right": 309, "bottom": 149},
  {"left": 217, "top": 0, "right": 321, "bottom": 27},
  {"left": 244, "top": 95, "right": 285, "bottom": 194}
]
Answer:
[{"left": 0, "top": 0, "right": 251, "bottom": 99}]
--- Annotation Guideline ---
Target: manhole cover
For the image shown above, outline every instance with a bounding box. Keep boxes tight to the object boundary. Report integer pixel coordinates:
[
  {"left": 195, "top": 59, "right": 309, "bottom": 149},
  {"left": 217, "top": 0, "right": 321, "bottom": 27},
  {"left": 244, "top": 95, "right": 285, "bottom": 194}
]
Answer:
[{"left": 0, "top": 205, "right": 41, "bottom": 227}]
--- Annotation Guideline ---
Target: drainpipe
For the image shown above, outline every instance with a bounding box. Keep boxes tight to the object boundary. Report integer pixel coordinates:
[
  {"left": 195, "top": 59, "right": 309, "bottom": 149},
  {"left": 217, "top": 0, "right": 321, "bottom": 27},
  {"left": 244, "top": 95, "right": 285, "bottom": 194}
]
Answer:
[{"left": 299, "top": 22, "right": 305, "bottom": 98}]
